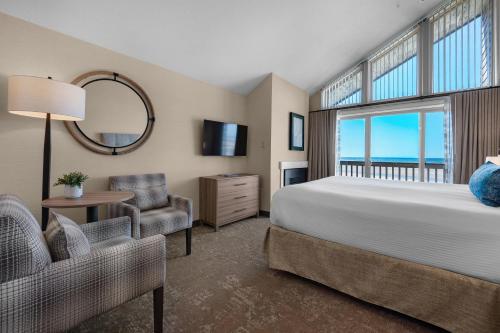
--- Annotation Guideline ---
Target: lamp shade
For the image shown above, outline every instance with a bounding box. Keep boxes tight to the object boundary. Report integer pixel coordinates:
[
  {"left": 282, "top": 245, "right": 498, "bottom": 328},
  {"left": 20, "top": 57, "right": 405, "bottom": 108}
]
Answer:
[{"left": 8, "top": 75, "right": 85, "bottom": 121}]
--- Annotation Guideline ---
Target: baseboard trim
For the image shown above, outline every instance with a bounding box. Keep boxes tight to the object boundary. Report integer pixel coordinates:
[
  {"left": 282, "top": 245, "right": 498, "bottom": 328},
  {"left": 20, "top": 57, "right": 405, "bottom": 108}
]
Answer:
[
  {"left": 192, "top": 219, "right": 202, "bottom": 227},
  {"left": 259, "top": 210, "right": 270, "bottom": 217}
]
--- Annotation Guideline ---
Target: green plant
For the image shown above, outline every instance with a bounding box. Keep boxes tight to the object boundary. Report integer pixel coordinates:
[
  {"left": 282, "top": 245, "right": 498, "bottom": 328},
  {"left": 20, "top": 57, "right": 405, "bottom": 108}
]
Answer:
[{"left": 54, "top": 171, "right": 89, "bottom": 188}]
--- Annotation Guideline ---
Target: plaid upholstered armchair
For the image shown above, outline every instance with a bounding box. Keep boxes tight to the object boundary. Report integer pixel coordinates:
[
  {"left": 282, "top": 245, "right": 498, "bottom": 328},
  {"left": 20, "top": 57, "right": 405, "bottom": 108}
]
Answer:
[
  {"left": 109, "top": 173, "right": 193, "bottom": 255},
  {"left": 0, "top": 194, "right": 166, "bottom": 333}
]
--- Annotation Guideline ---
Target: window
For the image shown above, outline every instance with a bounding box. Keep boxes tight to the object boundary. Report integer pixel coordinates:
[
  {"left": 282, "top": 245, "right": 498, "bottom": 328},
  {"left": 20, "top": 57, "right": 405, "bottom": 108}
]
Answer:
[
  {"left": 319, "top": 0, "right": 496, "bottom": 106},
  {"left": 336, "top": 98, "right": 452, "bottom": 183},
  {"left": 371, "top": 29, "right": 419, "bottom": 101},
  {"left": 338, "top": 118, "right": 366, "bottom": 177},
  {"left": 431, "top": 0, "right": 493, "bottom": 93},
  {"left": 371, "top": 113, "right": 420, "bottom": 180},
  {"left": 425, "top": 112, "right": 448, "bottom": 182},
  {"left": 321, "top": 68, "right": 362, "bottom": 109}
]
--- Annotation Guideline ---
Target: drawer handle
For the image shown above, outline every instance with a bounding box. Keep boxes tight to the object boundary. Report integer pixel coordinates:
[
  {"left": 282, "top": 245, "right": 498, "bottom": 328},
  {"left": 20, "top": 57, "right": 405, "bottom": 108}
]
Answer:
[
  {"left": 233, "top": 208, "right": 246, "bottom": 213},
  {"left": 233, "top": 183, "right": 247, "bottom": 186},
  {"left": 234, "top": 195, "right": 247, "bottom": 200}
]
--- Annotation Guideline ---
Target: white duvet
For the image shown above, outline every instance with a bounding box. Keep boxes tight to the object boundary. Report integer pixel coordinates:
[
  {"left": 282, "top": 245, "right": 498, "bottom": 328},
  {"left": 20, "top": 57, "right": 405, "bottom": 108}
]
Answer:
[{"left": 270, "top": 176, "right": 500, "bottom": 283}]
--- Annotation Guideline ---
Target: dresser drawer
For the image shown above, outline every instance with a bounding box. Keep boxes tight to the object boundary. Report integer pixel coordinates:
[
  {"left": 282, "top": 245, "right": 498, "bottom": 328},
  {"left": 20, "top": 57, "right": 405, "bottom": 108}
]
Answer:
[
  {"left": 217, "top": 176, "right": 258, "bottom": 194},
  {"left": 218, "top": 200, "right": 258, "bottom": 225},
  {"left": 218, "top": 189, "right": 258, "bottom": 204}
]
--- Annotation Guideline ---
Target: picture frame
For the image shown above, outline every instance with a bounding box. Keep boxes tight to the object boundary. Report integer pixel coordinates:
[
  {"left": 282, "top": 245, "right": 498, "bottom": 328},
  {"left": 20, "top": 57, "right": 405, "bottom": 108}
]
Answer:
[{"left": 289, "top": 112, "right": 304, "bottom": 151}]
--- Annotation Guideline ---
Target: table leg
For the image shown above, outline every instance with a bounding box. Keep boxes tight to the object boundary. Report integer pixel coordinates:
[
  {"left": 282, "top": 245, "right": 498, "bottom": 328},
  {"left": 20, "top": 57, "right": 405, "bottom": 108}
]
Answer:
[{"left": 87, "top": 206, "right": 99, "bottom": 223}]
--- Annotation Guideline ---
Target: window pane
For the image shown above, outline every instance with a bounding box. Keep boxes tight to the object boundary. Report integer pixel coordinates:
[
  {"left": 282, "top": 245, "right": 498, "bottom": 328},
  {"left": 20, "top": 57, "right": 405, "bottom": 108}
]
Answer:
[
  {"left": 425, "top": 112, "right": 446, "bottom": 183},
  {"left": 338, "top": 118, "right": 365, "bottom": 177},
  {"left": 322, "top": 69, "right": 362, "bottom": 109},
  {"left": 371, "top": 30, "right": 418, "bottom": 101},
  {"left": 431, "top": 0, "right": 492, "bottom": 93},
  {"left": 370, "top": 113, "right": 420, "bottom": 181}
]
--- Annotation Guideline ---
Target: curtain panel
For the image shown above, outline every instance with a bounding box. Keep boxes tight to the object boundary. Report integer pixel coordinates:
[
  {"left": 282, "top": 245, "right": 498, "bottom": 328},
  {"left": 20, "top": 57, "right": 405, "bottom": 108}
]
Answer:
[
  {"left": 307, "top": 110, "right": 336, "bottom": 181},
  {"left": 453, "top": 87, "right": 500, "bottom": 184}
]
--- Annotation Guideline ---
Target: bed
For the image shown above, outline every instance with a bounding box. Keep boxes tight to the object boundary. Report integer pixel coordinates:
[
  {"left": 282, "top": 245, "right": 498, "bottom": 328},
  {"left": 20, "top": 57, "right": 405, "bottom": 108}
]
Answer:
[{"left": 267, "top": 176, "right": 500, "bottom": 333}]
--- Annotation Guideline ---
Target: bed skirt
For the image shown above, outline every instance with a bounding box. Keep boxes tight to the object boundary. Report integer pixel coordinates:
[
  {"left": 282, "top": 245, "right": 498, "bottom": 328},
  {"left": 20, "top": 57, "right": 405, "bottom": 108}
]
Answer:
[{"left": 266, "top": 225, "right": 500, "bottom": 333}]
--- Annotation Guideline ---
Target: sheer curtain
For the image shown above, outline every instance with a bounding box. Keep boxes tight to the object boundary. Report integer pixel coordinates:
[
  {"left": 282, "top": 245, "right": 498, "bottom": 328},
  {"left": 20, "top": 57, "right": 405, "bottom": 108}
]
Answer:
[
  {"left": 453, "top": 87, "right": 500, "bottom": 183},
  {"left": 308, "top": 110, "right": 336, "bottom": 180}
]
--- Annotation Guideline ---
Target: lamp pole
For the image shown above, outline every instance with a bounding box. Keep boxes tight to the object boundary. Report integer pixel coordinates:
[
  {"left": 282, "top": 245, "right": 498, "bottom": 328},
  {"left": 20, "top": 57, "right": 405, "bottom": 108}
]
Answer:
[
  {"left": 41, "top": 112, "right": 51, "bottom": 230},
  {"left": 41, "top": 76, "right": 54, "bottom": 230}
]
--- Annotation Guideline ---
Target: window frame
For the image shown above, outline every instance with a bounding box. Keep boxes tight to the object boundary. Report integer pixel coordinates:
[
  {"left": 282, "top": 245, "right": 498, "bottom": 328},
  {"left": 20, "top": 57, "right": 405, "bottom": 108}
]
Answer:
[
  {"left": 335, "top": 98, "right": 453, "bottom": 183},
  {"left": 429, "top": 0, "right": 494, "bottom": 94},
  {"left": 321, "top": 66, "right": 363, "bottom": 109},
  {"left": 369, "top": 28, "right": 420, "bottom": 102}
]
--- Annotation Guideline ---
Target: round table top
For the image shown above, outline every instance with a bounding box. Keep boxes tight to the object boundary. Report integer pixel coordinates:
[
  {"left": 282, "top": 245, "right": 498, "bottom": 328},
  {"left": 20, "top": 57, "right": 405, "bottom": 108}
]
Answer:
[{"left": 42, "top": 191, "right": 134, "bottom": 208}]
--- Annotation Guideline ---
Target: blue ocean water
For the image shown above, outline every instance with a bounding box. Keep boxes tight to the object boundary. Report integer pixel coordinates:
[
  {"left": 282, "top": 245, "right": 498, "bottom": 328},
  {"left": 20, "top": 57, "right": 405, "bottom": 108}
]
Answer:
[{"left": 341, "top": 157, "right": 445, "bottom": 164}]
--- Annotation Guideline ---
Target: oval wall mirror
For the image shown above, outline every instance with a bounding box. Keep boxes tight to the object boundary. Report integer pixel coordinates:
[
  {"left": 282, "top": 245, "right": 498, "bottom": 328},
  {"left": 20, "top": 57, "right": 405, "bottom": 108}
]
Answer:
[{"left": 65, "top": 71, "right": 155, "bottom": 155}]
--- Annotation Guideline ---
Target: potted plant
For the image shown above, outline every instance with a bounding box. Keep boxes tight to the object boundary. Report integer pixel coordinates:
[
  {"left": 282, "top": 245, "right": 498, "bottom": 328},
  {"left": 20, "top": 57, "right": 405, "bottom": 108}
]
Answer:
[{"left": 54, "top": 171, "right": 89, "bottom": 198}]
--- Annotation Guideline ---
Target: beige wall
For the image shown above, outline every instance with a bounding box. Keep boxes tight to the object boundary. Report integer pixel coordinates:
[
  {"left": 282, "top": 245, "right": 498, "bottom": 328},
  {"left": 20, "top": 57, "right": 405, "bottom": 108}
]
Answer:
[
  {"left": 246, "top": 75, "right": 273, "bottom": 211},
  {"left": 246, "top": 74, "right": 309, "bottom": 210},
  {"left": 309, "top": 90, "right": 322, "bottom": 111},
  {"left": 0, "top": 13, "right": 248, "bottom": 223},
  {"left": 0, "top": 14, "right": 312, "bottom": 222},
  {"left": 269, "top": 74, "right": 309, "bottom": 201}
]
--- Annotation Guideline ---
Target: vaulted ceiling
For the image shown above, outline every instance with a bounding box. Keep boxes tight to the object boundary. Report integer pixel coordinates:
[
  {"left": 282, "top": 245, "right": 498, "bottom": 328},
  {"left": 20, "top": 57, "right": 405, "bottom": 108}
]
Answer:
[{"left": 0, "top": 0, "right": 441, "bottom": 95}]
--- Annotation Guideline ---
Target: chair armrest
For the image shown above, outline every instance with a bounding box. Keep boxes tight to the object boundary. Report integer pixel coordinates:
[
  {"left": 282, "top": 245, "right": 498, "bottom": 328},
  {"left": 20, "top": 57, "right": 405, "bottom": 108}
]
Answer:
[
  {"left": 169, "top": 194, "right": 193, "bottom": 226},
  {"left": 0, "top": 235, "right": 166, "bottom": 333},
  {"left": 80, "top": 216, "right": 131, "bottom": 244},
  {"left": 108, "top": 202, "right": 141, "bottom": 239}
]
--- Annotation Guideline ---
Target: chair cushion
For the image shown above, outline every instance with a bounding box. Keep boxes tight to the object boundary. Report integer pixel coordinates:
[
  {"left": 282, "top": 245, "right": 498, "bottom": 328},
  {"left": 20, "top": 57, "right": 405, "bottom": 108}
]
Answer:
[
  {"left": 91, "top": 235, "right": 133, "bottom": 251},
  {"left": 0, "top": 194, "right": 52, "bottom": 283},
  {"left": 131, "top": 186, "right": 169, "bottom": 211},
  {"left": 469, "top": 162, "right": 500, "bottom": 207},
  {"left": 109, "top": 173, "right": 169, "bottom": 210},
  {"left": 45, "top": 213, "right": 91, "bottom": 261},
  {"left": 140, "top": 207, "right": 189, "bottom": 238}
]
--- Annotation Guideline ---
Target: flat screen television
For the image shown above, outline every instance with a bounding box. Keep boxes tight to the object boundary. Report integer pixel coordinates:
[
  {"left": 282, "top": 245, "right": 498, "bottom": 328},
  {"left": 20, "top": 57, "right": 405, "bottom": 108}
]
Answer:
[{"left": 202, "top": 120, "right": 247, "bottom": 156}]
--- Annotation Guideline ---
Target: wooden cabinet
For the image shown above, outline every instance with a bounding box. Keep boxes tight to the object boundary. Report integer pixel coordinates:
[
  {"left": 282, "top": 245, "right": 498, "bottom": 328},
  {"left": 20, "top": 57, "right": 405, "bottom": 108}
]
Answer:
[{"left": 199, "top": 174, "right": 259, "bottom": 231}]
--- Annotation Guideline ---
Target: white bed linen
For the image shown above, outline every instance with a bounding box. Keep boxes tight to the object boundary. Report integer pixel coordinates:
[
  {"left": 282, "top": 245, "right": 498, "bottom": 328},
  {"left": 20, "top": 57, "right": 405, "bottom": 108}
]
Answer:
[{"left": 271, "top": 176, "right": 500, "bottom": 283}]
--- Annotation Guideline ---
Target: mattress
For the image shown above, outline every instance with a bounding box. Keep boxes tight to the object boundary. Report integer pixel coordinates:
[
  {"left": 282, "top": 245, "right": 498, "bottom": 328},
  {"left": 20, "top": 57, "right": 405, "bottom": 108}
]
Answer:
[{"left": 270, "top": 176, "right": 500, "bottom": 283}]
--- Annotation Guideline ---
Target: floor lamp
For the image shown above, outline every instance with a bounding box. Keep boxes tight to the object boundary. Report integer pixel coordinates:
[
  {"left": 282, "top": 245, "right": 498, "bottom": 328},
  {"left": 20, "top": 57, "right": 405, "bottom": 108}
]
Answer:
[{"left": 7, "top": 76, "right": 86, "bottom": 230}]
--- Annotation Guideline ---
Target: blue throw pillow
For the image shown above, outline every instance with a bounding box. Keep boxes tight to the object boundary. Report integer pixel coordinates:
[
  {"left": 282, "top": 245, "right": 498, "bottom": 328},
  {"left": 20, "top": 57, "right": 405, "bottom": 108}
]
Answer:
[{"left": 469, "top": 162, "right": 500, "bottom": 207}]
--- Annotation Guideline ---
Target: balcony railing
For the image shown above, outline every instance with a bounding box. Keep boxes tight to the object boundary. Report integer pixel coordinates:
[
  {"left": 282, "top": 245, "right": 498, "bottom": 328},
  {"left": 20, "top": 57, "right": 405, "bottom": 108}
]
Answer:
[{"left": 339, "top": 160, "right": 446, "bottom": 183}]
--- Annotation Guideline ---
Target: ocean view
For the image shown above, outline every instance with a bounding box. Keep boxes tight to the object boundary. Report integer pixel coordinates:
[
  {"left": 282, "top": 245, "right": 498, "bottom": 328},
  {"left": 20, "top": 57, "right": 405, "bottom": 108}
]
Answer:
[{"left": 340, "top": 157, "right": 445, "bottom": 164}]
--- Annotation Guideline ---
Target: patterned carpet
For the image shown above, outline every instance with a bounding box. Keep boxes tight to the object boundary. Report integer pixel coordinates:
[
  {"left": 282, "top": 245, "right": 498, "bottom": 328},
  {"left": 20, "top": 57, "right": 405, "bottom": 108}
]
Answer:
[{"left": 73, "top": 218, "right": 445, "bottom": 333}]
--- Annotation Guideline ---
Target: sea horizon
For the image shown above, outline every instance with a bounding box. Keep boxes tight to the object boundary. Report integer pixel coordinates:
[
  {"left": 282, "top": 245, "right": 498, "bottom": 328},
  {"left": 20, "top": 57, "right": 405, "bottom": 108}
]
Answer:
[{"left": 340, "top": 157, "right": 445, "bottom": 163}]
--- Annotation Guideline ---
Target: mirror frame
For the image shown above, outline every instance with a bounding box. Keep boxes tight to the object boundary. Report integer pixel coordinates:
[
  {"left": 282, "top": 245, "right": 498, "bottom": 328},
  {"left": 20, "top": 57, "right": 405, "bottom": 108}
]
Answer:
[{"left": 65, "top": 71, "right": 155, "bottom": 155}]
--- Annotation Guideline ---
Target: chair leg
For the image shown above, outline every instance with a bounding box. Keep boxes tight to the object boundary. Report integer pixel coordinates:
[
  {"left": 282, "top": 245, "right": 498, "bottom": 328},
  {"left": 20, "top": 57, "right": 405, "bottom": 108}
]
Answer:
[
  {"left": 186, "top": 227, "right": 192, "bottom": 255},
  {"left": 153, "top": 286, "right": 164, "bottom": 333}
]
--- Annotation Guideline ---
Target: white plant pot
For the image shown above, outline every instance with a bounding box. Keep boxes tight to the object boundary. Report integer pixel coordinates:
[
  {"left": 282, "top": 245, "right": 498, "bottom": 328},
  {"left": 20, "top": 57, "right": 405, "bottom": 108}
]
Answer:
[{"left": 64, "top": 185, "right": 83, "bottom": 199}]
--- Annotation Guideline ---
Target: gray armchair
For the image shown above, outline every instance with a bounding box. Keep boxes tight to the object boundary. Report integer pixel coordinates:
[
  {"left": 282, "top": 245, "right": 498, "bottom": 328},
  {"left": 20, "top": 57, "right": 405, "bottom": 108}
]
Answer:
[
  {"left": 109, "top": 173, "right": 193, "bottom": 255},
  {"left": 0, "top": 194, "right": 166, "bottom": 333}
]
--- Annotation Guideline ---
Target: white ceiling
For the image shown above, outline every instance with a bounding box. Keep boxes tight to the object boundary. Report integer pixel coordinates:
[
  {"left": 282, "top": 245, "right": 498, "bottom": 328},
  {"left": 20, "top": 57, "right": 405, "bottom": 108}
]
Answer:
[{"left": 0, "top": 0, "right": 442, "bottom": 95}]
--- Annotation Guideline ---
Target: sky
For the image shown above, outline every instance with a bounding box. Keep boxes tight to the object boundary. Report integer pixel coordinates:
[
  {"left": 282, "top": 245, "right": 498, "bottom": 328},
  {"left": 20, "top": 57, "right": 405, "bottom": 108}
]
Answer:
[{"left": 339, "top": 112, "right": 445, "bottom": 159}]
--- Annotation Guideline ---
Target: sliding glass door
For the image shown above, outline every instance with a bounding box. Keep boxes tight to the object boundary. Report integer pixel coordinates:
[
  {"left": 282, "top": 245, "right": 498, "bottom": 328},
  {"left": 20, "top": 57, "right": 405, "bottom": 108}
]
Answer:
[
  {"left": 338, "top": 118, "right": 365, "bottom": 177},
  {"left": 370, "top": 113, "right": 420, "bottom": 181},
  {"left": 336, "top": 98, "right": 452, "bottom": 183}
]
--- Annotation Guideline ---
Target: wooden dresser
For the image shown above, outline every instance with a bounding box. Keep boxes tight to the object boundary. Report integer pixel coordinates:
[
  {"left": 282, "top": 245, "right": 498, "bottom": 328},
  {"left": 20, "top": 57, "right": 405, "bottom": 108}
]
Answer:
[{"left": 199, "top": 174, "right": 259, "bottom": 231}]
